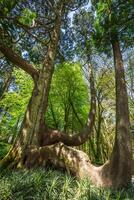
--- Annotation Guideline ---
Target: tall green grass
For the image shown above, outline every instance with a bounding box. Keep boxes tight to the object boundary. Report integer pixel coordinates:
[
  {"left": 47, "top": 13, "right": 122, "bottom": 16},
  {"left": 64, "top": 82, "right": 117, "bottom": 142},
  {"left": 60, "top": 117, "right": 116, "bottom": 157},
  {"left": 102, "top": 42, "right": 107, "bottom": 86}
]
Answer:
[{"left": 0, "top": 168, "right": 134, "bottom": 200}]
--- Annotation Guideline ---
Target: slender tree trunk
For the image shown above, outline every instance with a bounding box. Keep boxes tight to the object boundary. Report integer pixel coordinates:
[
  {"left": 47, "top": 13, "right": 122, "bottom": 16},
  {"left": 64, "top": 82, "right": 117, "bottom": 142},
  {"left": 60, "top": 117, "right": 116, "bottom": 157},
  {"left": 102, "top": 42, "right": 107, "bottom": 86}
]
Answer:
[
  {"left": 69, "top": 98, "right": 83, "bottom": 127},
  {"left": 64, "top": 105, "right": 70, "bottom": 134},
  {"left": 49, "top": 98, "right": 59, "bottom": 128},
  {"left": 96, "top": 96, "right": 103, "bottom": 163},
  {"left": 0, "top": 70, "right": 12, "bottom": 100}
]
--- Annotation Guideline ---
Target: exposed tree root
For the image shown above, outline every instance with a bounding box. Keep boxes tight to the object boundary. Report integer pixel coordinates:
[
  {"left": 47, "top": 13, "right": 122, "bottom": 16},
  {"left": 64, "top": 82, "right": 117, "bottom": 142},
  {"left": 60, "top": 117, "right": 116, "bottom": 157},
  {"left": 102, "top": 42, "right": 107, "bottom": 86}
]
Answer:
[
  {"left": 24, "top": 142, "right": 132, "bottom": 189},
  {"left": 0, "top": 141, "right": 133, "bottom": 189}
]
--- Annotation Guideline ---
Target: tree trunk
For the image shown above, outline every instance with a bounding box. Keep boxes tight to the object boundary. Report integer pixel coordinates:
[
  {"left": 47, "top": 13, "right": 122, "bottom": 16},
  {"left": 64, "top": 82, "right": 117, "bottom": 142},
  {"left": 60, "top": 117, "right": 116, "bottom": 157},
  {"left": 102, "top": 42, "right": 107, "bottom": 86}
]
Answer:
[
  {"left": 96, "top": 95, "right": 103, "bottom": 163},
  {"left": 0, "top": 69, "right": 12, "bottom": 100},
  {"left": 108, "top": 36, "right": 132, "bottom": 186},
  {"left": 0, "top": 69, "right": 13, "bottom": 117}
]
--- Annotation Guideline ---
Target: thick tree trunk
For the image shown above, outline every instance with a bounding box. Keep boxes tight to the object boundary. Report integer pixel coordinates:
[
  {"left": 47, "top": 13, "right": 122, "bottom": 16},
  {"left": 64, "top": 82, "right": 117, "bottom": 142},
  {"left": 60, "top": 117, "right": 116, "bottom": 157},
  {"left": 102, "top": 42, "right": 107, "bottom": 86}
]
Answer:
[
  {"left": 108, "top": 37, "right": 132, "bottom": 187},
  {"left": 0, "top": 3, "right": 64, "bottom": 169}
]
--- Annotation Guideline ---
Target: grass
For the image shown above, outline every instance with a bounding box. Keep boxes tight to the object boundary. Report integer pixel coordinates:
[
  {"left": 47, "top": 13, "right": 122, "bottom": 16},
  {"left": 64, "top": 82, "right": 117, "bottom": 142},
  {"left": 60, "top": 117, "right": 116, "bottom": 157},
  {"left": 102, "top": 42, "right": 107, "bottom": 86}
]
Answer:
[
  {"left": 0, "top": 143, "right": 134, "bottom": 199},
  {"left": 0, "top": 168, "right": 134, "bottom": 200}
]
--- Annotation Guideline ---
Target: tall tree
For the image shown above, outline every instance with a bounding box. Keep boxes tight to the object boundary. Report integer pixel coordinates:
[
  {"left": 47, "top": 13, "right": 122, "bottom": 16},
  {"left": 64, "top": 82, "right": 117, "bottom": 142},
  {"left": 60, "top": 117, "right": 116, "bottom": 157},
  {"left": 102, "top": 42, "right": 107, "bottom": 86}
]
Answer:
[
  {"left": 91, "top": 0, "right": 134, "bottom": 187},
  {"left": 0, "top": 0, "right": 92, "bottom": 168},
  {"left": 0, "top": 0, "right": 73, "bottom": 167}
]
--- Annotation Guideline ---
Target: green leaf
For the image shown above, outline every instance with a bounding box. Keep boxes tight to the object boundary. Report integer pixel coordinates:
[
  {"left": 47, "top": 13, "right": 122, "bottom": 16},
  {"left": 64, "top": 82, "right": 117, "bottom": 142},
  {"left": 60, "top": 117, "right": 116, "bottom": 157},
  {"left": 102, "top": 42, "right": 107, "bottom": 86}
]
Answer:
[{"left": 19, "top": 8, "right": 36, "bottom": 26}]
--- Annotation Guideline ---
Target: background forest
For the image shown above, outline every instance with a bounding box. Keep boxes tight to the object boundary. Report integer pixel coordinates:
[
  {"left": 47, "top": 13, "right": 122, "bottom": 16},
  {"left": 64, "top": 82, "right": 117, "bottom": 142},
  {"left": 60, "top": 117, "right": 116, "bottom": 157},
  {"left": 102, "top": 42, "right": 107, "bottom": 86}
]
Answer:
[{"left": 0, "top": 0, "right": 134, "bottom": 199}]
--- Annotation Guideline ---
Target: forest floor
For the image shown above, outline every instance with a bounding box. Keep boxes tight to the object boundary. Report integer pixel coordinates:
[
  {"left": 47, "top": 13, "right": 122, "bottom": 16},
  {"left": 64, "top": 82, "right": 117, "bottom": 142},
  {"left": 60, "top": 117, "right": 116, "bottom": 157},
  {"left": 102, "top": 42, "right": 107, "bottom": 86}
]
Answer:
[
  {"left": 0, "top": 168, "right": 134, "bottom": 200},
  {"left": 0, "top": 142, "right": 134, "bottom": 200}
]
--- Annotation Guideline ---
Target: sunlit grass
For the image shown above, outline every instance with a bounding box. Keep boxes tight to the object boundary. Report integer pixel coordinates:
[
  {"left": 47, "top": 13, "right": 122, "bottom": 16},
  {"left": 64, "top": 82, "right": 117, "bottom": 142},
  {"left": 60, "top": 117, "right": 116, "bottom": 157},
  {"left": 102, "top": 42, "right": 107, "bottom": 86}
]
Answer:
[{"left": 0, "top": 168, "right": 134, "bottom": 200}]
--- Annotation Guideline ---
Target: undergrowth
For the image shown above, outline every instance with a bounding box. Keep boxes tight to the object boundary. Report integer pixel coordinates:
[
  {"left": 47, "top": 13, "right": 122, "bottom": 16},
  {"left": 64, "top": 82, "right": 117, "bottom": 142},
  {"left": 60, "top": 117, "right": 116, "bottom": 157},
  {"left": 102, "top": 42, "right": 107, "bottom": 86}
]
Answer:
[{"left": 0, "top": 168, "right": 134, "bottom": 200}]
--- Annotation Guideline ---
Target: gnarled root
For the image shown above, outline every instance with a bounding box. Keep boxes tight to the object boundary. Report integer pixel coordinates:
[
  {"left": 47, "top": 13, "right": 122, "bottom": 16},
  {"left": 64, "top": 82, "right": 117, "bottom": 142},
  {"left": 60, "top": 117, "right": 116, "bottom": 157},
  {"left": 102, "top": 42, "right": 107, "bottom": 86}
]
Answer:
[{"left": 25, "top": 142, "right": 113, "bottom": 187}]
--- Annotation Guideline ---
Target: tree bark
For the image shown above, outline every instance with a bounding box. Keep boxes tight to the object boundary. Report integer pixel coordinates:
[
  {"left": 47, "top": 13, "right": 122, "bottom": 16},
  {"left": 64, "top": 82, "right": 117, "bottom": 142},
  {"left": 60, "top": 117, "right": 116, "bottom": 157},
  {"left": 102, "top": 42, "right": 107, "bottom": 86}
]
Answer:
[
  {"left": 95, "top": 94, "right": 103, "bottom": 163},
  {"left": 108, "top": 36, "right": 132, "bottom": 186}
]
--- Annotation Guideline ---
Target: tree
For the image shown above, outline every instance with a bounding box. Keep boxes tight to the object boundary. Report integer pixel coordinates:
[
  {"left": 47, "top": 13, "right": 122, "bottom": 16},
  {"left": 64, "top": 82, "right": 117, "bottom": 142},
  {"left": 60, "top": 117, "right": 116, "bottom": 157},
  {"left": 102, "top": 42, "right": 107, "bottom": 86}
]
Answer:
[
  {"left": 0, "top": 0, "right": 73, "bottom": 167},
  {"left": 46, "top": 62, "right": 89, "bottom": 133},
  {"left": 0, "top": 69, "right": 33, "bottom": 142},
  {"left": 90, "top": 0, "right": 133, "bottom": 187},
  {"left": 0, "top": 0, "right": 95, "bottom": 167}
]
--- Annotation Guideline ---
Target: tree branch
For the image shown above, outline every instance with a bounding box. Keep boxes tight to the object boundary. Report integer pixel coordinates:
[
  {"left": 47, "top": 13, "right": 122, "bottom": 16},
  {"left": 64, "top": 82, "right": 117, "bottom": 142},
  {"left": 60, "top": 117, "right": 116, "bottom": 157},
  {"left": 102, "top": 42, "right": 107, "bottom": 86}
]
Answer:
[{"left": 0, "top": 43, "right": 39, "bottom": 80}]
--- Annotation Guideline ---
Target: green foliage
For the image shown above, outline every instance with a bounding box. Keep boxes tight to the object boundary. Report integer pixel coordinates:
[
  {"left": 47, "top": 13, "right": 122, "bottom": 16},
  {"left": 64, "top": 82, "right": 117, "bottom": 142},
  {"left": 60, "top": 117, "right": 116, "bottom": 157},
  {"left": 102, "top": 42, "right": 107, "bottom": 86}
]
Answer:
[
  {"left": 95, "top": 67, "right": 115, "bottom": 162},
  {"left": 79, "top": 66, "right": 116, "bottom": 164},
  {"left": 0, "top": 169, "right": 133, "bottom": 200},
  {"left": 126, "top": 54, "right": 134, "bottom": 125},
  {"left": 92, "top": 0, "right": 134, "bottom": 54},
  {"left": 0, "top": 69, "right": 33, "bottom": 141},
  {"left": 46, "top": 62, "right": 89, "bottom": 132},
  {"left": 0, "top": 62, "right": 89, "bottom": 142},
  {"left": 0, "top": 142, "right": 11, "bottom": 160},
  {"left": 19, "top": 8, "right": 37, "bottom": 26},
  {"left": 0, "top": 0, "right": 18, "bottom": 17},
  {"left": 73, "top": 9, "right": 94, "bottom": 59}
]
